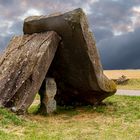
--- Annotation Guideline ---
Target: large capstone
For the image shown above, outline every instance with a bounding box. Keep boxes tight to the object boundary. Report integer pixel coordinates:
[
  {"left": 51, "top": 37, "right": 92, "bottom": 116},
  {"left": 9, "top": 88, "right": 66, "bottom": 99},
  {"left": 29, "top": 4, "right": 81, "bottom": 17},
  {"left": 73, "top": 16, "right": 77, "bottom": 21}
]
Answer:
[
  {"left": 24, "top": 8, "right": 116, "bottom": 105},
  {"left": 0, "top": 32, "right": 61, "bottom": 114}
]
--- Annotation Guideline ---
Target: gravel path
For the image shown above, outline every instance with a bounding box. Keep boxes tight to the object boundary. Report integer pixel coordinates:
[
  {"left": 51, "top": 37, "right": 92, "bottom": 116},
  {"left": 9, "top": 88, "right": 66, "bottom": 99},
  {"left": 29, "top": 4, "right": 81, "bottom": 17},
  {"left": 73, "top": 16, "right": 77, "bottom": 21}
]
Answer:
[{"left": 116, "top": 89, "right": 140, "bottom": 96}]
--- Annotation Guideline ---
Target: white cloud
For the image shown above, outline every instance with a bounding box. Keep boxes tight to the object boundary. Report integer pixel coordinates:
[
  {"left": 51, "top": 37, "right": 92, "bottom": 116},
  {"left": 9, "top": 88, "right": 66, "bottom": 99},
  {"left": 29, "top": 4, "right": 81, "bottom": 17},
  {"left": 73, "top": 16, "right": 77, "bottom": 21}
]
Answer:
[
  {"left": 130, "top": 6, "right": 140, "bottom": 29},
  {"left": 132, "top": 6, "right": 140, "bottom": 13},
  {"left": 111, "top": 6, "right": 140, "bottom": 36},
  {"left": 0, "top": 20, "right": 13, "bottom": 28},
  {"left": 82, "top": 4, "right": 92, "bottom": 15},
  {"left": 18, "top": 8, "right": 43, "bottom": 20},
  {"left": 113, "top": 24, "right": 134, "bottom": 36},
  {"left": 82, "top": 0, "right": 99, "bottom": 15},
  {"left": 112, "top": 0, "right": 118, "bottom": 2},
  {"left": 0, "top": 20, "right": 14, "bottom": 36},
  {"left": 113, "top": 31, "right": 123, "bottom": 36},
  {"left": 88, "top": 0, "right": 99, "bottom": 4}
]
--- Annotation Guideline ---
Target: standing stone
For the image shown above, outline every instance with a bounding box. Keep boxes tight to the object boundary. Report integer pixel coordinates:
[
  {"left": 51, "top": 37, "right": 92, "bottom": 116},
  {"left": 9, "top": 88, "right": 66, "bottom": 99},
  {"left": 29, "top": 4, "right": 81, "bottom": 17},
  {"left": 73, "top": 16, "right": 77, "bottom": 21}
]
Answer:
[
  {"left": 23, "top": 8, "right": 116, "bottom": 105},
  {"left": 38, "top": 78, "right": 57, "bottom": 114},
  {"left": 0, "top": 32, "right": 61, "bottom": 114}
]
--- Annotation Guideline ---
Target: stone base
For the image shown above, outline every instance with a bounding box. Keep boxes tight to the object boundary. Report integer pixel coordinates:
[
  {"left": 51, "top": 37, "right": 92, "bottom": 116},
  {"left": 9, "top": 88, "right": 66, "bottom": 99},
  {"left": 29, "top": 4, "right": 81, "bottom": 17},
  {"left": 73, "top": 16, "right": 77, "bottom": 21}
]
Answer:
[{"left": 38, "top": 78, "right": 57, "bottom": 114}]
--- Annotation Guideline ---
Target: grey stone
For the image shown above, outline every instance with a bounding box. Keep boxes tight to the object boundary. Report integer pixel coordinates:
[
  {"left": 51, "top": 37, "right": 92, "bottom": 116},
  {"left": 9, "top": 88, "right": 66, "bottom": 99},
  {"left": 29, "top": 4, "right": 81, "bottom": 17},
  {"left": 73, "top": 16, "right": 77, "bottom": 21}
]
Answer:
[
  {"left": 0, "top": 32, "right": 61, "bottom": 114},
  {"left": 24, "top": 8, "right": 116, "bottom": 105},
  {"left": 38, "top": 78, "right": 57, "bottom": 114}
]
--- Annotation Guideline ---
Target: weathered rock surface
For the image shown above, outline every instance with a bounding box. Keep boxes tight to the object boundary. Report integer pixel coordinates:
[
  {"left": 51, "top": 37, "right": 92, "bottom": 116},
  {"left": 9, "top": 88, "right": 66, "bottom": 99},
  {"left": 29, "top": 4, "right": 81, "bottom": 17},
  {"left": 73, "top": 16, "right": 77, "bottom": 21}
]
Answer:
[
  {"left": 24, "top": 8, "right": 116, "bottom": 105},
  {"left": 38, "top": 78, "right": 57, "bottom": 114},
  {"left": 0, "top": 32, "right": 60, "bottom": 114}
]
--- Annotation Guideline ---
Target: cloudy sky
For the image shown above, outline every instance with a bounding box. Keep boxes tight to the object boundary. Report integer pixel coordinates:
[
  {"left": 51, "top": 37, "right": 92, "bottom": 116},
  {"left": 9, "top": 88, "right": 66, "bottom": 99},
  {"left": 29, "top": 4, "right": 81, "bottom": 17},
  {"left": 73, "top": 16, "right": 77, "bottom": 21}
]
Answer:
[{"left": 0, "top": 0, "right": 140, "bottom": 69}]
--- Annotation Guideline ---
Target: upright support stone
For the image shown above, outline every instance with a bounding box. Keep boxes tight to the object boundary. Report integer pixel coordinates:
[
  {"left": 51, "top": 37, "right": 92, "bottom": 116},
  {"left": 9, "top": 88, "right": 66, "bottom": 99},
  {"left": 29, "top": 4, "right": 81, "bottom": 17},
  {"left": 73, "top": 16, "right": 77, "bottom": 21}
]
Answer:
[
  {"left": 23, "top": 8, "right": 116, "bottom": 105},
  {"left": 0, "top": 32, "right": 61, "bottom": 114},
  {"left": 38, "top": 78, "right": 56, "bottom": 114}
]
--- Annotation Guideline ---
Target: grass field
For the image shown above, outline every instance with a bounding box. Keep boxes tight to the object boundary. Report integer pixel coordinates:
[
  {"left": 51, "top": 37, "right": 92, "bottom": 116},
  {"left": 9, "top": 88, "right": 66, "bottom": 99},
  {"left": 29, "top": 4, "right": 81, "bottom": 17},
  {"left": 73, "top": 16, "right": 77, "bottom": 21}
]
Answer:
[
  {"left": 0, "top": 70, "right": 140, "bottom": 140},
  {"left": 0, "top": 95, "right": 140, "bottom": 140},
  {"left": 104, "top": 70, "right": 140, "bottom": 90}
]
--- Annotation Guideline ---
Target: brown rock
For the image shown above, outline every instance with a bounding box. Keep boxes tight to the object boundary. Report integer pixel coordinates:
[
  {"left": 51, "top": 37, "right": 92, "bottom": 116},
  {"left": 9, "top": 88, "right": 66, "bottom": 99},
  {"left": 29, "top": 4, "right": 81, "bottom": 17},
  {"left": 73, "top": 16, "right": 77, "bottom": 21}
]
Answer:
[
  {"left": 24, "top": 8, "right": 116, "bottom": 105},
  {"left": 0, "top": 32, "right": 61, "bottom": 114}
]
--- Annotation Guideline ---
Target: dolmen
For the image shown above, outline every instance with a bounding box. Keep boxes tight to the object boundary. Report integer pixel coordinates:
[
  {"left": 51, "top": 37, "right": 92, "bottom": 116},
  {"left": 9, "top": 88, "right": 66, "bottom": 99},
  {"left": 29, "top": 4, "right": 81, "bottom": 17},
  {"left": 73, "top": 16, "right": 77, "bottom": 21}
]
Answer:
[{"left": 0, "top": 8, "right": 116, "bottom": 114}]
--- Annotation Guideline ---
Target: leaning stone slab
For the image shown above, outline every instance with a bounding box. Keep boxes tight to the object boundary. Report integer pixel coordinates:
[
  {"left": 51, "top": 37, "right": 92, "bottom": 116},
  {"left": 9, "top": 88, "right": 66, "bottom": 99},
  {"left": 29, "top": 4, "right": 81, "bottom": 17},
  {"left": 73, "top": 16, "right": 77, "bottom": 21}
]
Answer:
[
  {"left": 24, "top": 8, "right": 116, "bottom": 105},
  {"left": 0, "top": 31, "right": 60, "bottom": 114}
]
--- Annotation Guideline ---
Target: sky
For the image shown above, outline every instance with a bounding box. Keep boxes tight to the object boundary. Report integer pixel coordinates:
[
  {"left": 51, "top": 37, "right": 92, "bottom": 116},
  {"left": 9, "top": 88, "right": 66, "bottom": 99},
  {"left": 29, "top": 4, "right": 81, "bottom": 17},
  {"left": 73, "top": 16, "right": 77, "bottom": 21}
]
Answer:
[{"left": 0, "top": 0, "right": 140, "bottom": 69}]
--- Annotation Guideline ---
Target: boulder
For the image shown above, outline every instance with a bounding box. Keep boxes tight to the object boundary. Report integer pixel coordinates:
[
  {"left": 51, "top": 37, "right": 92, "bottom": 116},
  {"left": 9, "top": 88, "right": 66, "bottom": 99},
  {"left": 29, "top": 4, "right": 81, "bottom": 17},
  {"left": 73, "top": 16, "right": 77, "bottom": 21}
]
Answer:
[
  {"left": 24, "top": 8, "right": 116, "bottom": 105},
  {"left": 0, "top": 32, "right": 60, "bottom": 114}
]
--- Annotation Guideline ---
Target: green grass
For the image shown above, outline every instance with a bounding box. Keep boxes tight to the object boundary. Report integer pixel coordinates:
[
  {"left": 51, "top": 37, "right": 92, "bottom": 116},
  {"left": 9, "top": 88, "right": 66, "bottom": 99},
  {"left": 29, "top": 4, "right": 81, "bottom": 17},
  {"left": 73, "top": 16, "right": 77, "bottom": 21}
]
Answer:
[
  {"left": 117, "top": 79, "right": 140, "bottom": 90},
  {"left": 0, "top": 108, "right": 23, "bottom": 126},
  {"left": 0, "top": 95, "right": 140, "bottom": 140}
]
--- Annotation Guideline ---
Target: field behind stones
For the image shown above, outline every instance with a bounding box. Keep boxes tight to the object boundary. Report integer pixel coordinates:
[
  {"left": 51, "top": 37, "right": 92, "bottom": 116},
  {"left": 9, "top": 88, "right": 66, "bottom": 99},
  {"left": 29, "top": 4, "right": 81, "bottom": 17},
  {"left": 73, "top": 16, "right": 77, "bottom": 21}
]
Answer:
[
  {"left": 104, "top": 70, "right": 140, "bottom": 90},
  {"left": 104, "top": 69, "right": 140, "bottom": 79}
]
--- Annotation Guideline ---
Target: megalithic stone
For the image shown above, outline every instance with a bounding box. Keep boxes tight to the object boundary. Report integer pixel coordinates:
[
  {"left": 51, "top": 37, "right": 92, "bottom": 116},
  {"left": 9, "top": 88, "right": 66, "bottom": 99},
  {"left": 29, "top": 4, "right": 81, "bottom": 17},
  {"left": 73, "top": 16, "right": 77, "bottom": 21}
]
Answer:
[
  {"left": 38, "top": 78, "right": 57, "bottom": 114},
  {"left": 24, "top": 8, "right": 116, "bottom": 105},
  {"left": 0, "top": 32, "right": 61, "bottom": 114}
]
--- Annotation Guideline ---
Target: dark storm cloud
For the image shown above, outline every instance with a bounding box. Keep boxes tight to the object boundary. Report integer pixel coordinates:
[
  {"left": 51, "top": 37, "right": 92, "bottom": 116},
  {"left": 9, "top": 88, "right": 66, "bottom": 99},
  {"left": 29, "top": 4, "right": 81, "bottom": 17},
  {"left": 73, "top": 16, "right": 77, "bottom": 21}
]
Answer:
[
  {"left": 97, "top": 27, "right": 140, "bottom": 69},
  {"left": 89, "top": 0, "right": 140, "bottom": 35},
  {"left": 0, "top": 0, "right": 140, "bottom": 69},
  {"left": 93, "top": 27, "right": 113, "bottom": 43}
]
